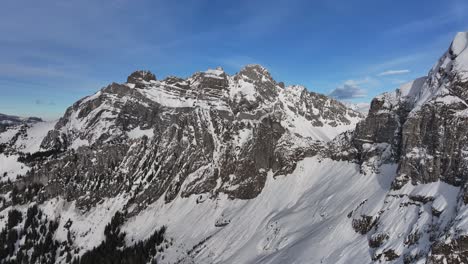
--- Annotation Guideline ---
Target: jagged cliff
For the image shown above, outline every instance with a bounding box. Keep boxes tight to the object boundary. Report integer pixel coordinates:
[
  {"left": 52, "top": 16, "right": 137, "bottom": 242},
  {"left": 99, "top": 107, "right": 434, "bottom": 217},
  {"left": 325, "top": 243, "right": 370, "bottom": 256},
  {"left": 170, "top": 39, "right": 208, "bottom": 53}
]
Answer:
[
  {"left": 344, "top": 32, "right": 468, "bottom": 263},
  {"left": 12, "top": 65, "right": 360, "bottom": 213}
]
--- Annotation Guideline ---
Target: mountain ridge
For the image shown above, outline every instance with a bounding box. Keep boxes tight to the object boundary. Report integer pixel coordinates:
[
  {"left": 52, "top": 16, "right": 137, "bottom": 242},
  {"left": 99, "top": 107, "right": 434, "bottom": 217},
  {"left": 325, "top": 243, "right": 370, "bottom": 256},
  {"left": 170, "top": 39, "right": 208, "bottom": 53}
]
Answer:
[{"left": 1, "top": 32, "right": 468, "bottom": 264}]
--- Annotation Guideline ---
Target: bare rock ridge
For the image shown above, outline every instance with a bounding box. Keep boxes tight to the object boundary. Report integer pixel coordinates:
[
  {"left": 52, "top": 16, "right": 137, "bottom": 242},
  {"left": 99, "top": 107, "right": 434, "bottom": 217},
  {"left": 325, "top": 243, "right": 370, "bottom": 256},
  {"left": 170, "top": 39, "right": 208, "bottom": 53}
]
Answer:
[
  {"left": 127, "top": 70, "right": 157, "bottom": 83},
  {"left": 352, "top": 32, "right": 468, "bottom": 186},
  {"left": 3, "top": 64, "right": 361, "bottom": 213},
  {"left": 341, "top": 32, "right": 468, "bottom": 263}
]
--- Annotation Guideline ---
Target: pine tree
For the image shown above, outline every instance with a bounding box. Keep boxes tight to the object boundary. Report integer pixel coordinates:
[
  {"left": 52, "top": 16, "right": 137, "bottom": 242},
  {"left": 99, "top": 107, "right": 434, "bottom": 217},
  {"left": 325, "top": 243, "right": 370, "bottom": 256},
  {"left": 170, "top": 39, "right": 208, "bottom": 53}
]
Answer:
[{"left": 7, "top": 209, "right": 22, "bottom": 229}]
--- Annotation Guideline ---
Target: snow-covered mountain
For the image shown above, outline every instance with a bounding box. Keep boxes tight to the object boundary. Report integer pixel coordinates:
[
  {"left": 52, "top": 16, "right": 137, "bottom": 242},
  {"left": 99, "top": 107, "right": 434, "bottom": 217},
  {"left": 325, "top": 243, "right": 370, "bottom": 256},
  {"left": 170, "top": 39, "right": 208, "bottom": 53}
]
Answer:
[
  {"left": 0, "top": 117, "right": 56, "bottom": 183},
  {"left": 344, "top": 102, "right": 371, "bottom": 115},
  {"left": 1, "top": 32, "right": 468, "bottom": 264},
  {"left": 0, "top": 113, "right": 42, "bottom": 132},
  {"left": 349, "top": 32, "right": 468, "bottom": 263}
]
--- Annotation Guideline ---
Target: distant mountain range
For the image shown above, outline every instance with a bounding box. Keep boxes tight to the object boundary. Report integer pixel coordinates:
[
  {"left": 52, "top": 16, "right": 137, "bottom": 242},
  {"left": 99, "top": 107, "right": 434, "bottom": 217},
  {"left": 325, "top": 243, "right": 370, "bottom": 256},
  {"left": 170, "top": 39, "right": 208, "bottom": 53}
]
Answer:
[{"left": 0, "top": 113, "right": 42, "bottom": 132}]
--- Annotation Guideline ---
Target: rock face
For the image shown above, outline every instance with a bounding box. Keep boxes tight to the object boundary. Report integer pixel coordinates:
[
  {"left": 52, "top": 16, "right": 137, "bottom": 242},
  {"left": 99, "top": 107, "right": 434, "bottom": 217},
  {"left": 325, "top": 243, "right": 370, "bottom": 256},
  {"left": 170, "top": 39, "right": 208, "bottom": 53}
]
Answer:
[
  {"left": 8, "top": 65, "right": 361, "bottom": 213},
  {"left": 343, "top": 32, "right": 468, "bottom": 263},
  {"left": 356, "top": 32, "right": 468, "bottom": 184},
  {"left": 127, "top": 70, "right": 157, "bottom": 88},
  {"left": 354, "top": 34, "right": 468, "bottom": 187}
]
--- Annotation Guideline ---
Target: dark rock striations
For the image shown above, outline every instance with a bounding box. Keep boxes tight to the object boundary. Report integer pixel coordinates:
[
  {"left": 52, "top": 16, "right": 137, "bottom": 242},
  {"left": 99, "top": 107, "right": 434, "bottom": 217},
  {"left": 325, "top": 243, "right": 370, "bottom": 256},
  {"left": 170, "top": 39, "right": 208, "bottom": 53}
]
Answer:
[{"left": 10, "top": 65, "right": 361, "bottom": 214}]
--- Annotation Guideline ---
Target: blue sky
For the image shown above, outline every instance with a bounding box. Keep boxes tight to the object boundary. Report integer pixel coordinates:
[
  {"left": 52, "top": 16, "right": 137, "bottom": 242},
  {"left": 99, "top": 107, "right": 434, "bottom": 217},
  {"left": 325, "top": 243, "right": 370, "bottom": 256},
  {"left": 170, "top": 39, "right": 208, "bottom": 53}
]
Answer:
[{"left": 1, "top": 0, "right": 468, "bottom": 119}]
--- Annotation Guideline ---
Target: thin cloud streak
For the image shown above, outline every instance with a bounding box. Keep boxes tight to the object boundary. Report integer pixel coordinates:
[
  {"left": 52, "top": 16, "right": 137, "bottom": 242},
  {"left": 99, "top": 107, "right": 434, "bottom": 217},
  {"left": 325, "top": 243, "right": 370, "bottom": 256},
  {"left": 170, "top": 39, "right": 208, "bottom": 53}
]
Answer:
[
  {"left": 378, "top": 69, "right": 410, "bottom": 76},
  {"left": 0, "top": 63, "right": 69, "bottom": 78}
]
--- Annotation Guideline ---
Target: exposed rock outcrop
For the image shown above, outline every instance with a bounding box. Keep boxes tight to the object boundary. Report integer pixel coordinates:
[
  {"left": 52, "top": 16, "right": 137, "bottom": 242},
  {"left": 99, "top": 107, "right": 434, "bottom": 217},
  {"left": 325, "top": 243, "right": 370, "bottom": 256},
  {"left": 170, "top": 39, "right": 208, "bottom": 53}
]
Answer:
[{"left": 5, "top": 65, "right": 362, "bottom": 213}]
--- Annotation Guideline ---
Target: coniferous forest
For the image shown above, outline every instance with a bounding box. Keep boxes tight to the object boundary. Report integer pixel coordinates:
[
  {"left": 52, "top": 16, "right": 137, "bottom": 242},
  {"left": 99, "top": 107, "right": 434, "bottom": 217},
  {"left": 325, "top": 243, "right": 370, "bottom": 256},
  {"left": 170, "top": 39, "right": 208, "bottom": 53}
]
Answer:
[{"left": 0, "top": 207, "right": 167, "bottom": 264}]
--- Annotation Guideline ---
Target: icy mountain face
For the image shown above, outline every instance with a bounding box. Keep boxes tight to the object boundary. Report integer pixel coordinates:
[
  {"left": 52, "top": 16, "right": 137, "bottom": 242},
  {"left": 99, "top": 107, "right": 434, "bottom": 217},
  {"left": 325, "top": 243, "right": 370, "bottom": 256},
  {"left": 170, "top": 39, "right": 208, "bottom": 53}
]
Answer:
[
  {"left": 0, "top": 65, "right": 364, "bottom": 263},
  {"left": 344, "top": 32, "right": 468, "bottom": 263},
  {"left": 14, "top": 65, "right": 362, "bottom": 212},
  {"left": 354, "top": 31, "right": 468, "bottom": 185}
]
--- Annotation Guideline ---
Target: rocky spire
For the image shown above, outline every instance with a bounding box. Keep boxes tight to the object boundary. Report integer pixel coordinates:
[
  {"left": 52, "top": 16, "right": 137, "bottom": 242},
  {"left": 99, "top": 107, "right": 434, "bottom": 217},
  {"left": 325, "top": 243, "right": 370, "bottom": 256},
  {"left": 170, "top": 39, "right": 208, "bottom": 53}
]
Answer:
[
  {"left": 238, "top": 64, "right": 274, "bottom": 83},
  {"left": 127, "top": 70, "right": 157, "bottom": 88}
]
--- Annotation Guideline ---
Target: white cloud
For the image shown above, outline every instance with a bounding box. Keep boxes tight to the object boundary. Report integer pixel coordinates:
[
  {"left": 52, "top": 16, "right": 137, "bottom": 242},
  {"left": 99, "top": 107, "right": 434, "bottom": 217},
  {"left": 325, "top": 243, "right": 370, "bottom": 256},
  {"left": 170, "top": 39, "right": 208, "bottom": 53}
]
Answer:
[
  {"left": 329, "top": 81, "right": 367, "bottom": 100},
  {"left": 377, "top": 69, "right": 410, "bottom": 76},
  {"left": 35, "top": 99, "right": 56, "bottom": 106}
]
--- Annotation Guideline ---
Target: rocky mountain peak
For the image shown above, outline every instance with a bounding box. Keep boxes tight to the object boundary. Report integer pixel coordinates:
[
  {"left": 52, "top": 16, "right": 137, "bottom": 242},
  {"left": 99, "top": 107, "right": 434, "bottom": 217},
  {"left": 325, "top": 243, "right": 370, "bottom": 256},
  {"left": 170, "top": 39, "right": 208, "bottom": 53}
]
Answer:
[
  {"left": 284, "top": 84, "right": 306, "bottom": 95},
  {"left": 359, "top": 32, "right": 468, "bottom": 131},
  {"left": 337, "top": 32, "right": 468, "bottom": 263},
  {"left": 185, "top": 67, "right": 228, "bottom": 89},
  {"left": 201, "top": 67, "right": 227, "bottom": 79},
  {"left": 6, "top": 61, "right": 363, "bottom": 208},
  {"left": 231, "top": 64, "right": 280, "bottom": 103},
  {"left": 127, "top": 70, "right": 157, "bottom": 88},
  {"left": 427, "top": 32, "right": 468, "bottom": 90},
  {"left": 354, "top": 31, "right": 468, "bottom": 174},
  {"left": 450, "top": 31, "right": 468, "bottom": 58},
  {"left": 238, "top": 64, "right": 274, "bottom": 82}
]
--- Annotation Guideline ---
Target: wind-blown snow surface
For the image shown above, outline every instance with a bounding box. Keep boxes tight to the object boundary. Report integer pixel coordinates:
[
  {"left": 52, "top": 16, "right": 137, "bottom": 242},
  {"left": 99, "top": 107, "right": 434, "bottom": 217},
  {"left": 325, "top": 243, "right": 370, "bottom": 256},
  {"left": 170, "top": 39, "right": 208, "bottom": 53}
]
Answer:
[
  {"left": 15, "top": 157, "right": 396, "bottom": 263},
  {"left": 0, "top": 154, "right": 29, "bottom": 182},
  {"left": 451, "top": 32, "right": 468, "bottom": 80},
  {"left": 0, "top": 120, "right": 57, "bottom": 153},
  {"left": 0, "top": 120, "right": 56, "bottom": 182},
  {"left": 14, "top": 121, "right": 57, "bottom": 153},
  {"left": 41, "top": 195, "right": 128, "bottom": 250},
  {"left": 115, "top": 157, "right": 396, "bottom": 264}
]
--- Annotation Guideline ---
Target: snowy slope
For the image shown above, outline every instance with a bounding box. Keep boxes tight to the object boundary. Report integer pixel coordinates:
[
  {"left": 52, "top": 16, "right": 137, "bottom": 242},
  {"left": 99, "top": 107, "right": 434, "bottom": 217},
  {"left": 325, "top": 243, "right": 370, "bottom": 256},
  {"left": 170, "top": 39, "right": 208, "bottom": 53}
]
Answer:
[
  {"left": 121, "top": 157, "right": 397, "bottom": 264},
  {"left": 0, "top": 120, "right": 56, "bottom": 153},
  {"left": 349, "top": 31, "right": 468, "bottom": 263},
  {"left": 0, "top": 120, "right": 56, "bottom": 182},
  {"left": 0, "top": 154, "right": 30, "bottom": 182},
  {"left": 26, "top": 157, "right": 395, "bottom": 263},
  {"left": 13, "top": 121, "right": 57, "bottom": 153}
]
